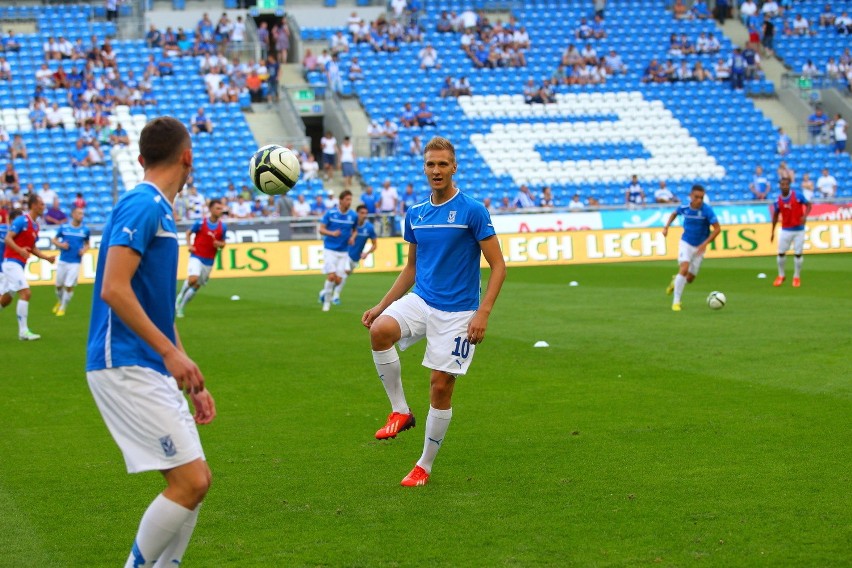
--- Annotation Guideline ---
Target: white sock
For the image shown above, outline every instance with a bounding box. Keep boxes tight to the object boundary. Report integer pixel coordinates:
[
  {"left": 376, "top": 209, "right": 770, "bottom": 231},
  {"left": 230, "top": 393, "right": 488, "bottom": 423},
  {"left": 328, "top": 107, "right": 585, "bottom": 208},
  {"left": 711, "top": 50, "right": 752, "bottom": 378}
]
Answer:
[
  {"left": 152, "top": 504, "right": 200, "bottom": 568},
  {"left": 777, "top": 255, "right": 786, "bottom": 278},
  {"left": 673, "top": 274, "right": 687, "bottom": 303},
  {"left": 322, "top": 279, "right": 335, "bottom": 300},
  {"left": 333, "top": 275, "right": 348, "bottom": 299},
  {"left": 55, "top": 288, "right": 62, "bottom": 302},
  {"left": 16, "top": 299, "right": 28, "bottom": 334},
  {"left": 794, "top": 255, "right": 803, "bottom": 278},
  {"left": 416, "top": 406, "right": 453, "bottom": 474},
  {"left": 125, "top": 495, "right": 194, "bottom": 568},
  {"left": 179, "top": 287, "right": 197, "bottom": 310},
  {"left": 372, "top": 347, "right": 409, "bottom": 414},
  {"left": 60, "top": 290, "right": 73, "bottom": 310},
  {"left": 175, "top": 280, "right": 189, "bottom": 306}
]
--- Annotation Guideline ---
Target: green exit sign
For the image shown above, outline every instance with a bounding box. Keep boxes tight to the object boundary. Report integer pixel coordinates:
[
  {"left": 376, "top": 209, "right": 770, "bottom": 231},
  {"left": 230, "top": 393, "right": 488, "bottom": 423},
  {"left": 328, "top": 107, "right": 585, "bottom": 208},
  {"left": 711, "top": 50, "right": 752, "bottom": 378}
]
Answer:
[
  {"left": 256, "top": 0, "right": 278, "bottom": 9},
  {"left": 293, "top": 89, "right": 314, "bottom": 101}
]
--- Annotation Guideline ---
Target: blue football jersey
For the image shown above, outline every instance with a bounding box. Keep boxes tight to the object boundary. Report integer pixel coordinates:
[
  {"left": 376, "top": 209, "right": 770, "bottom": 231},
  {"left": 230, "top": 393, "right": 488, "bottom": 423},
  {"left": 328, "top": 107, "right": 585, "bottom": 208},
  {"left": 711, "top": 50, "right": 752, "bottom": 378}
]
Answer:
[
  {"left": 0, "top": 223, "right": 7, "bottom": 259},
  {"left": 348, "top": 220, "right": 377, "bottom": 262},
  {"left": 676, "top": 203, "right": 719, "bottom": 246},
  {"left": 87, "top": 182, "right": 179, "bottom": 375},
  {"left": 321, "top": 207, "right": 358, "bottom": 252},
  {"left": 55, "top": 222, "right": 91, "bottom": 263},
  {"left": 404, "top": 190, "right": 496, "bottom": 312}
]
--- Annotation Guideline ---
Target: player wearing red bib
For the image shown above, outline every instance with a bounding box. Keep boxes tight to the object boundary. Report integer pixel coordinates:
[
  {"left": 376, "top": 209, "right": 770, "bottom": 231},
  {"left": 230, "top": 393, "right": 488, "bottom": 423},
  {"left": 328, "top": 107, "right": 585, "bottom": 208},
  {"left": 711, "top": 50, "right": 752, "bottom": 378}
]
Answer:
[
  {"left": 2, "top": 194, "right": 56, "bottom": 340},
  {"left": 770, "top": 177, "right": 812, "bottom": 288},
  {"left": 176, "top": 199, "right": 227, "bottom": 317}
]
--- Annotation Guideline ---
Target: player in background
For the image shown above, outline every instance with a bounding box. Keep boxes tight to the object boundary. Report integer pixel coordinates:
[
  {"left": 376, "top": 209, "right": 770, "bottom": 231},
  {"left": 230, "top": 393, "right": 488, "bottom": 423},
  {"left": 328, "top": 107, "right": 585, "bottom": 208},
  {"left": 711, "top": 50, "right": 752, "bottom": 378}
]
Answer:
[
  {"left": 362, "top": 136, "right": 506, "bottom": 487},
  {"left": 176, "top": 198, "right": 227, "bottom": 318},
  {"left": 318, "top": 189, "right": 357, "bottom": 312},
  {"left": 86, "top": 117, "right": 215, "bottom": 567},
  {"left": 2, "top": 194, "right": 56, "bottom": 340},
  {"left": 770, "top": 177, "right": 812, "bottom": 287},
  {"left": 51, "top": 207, "right": 90, "bottom": 316},
  {"left": 662, "top": 184, "right": 721, "bottom": 311},
  {"left": 330, "top": 204, "right": 377, "bottom": 305},
  {"left": 0, "top": 209, "right": 21, "bottom": 312}
]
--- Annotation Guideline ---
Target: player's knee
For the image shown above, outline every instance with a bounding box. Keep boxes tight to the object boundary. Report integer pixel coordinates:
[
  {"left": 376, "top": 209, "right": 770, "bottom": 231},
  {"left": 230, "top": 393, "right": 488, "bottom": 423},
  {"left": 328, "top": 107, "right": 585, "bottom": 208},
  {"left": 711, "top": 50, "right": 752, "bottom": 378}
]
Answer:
[
  {"left": 19, "top": 289, "right": 32, "bottom": 301},
  {"left": 369, "top": 317, "right": 400, "bottom": 349},
  {"left": 686, "top": 274, "right": 696, "bottom": 283}
]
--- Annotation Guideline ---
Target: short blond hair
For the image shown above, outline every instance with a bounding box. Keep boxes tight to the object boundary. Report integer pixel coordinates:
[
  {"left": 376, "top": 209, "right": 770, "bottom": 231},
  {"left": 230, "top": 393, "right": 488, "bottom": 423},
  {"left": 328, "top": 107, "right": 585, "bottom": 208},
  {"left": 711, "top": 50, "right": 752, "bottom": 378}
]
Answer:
[{"left": 424, "top": 136, "right": 456, "bottom": 161}]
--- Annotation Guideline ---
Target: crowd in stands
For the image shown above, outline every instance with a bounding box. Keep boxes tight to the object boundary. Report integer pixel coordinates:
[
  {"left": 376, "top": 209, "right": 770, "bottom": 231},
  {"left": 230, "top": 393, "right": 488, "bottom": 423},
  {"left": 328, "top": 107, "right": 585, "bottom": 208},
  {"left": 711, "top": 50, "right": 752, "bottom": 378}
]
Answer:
[{"left": 434, "top": 9, "right": 530, "bottom": 70}]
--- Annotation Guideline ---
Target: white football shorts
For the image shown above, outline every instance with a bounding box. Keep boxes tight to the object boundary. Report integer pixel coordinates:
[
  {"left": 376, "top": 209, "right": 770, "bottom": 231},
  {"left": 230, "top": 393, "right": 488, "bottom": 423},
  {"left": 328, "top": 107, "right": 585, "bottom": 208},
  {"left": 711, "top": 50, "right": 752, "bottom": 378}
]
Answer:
[
  {"left": 677, "top": 240, "right": 705, "bottom": 277},
  {"left": 0, "top": 271, "right": 9, "bottom": 295},
  {"left": 348, "top": 257, "right": 360, "bottom": 272},
  {"left": 1, "top": 260, "right": 29, "bottom": 292},
  {"left": 778, "top": 229, "right": 805, "bottom": 255},
  {"left": 87, "top": 366, "right": 205, "bottom": 474},
  {"left": 323, "top": 249, "right": 350, "bottom": 277},
  {"left": 383, "top": 293, "right": 477, "bottom": 376},
  {"left": 187, "top": 256, "right": 214, "bottom": 287},
  {"left": 55, "top": 260, "right": 81, "bottom": 288}
]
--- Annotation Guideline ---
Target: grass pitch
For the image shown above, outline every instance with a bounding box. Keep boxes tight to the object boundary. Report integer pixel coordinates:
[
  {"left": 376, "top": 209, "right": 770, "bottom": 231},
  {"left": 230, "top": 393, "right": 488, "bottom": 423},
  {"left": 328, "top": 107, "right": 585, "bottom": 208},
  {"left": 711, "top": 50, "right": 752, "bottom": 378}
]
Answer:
[{"left": 0, "top": 254, "right": 849, "bottom": 567}]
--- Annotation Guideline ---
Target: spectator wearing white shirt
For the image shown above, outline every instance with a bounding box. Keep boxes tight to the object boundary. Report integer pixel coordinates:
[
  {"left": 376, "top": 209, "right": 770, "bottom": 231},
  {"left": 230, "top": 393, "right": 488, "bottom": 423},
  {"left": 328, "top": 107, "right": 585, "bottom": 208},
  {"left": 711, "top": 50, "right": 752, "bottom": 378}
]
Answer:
[
  {"left": 832, "top": 114, "right": 847, "bottom": 154},
  {"left": 57, "top": 36, "right": 73, "bottom": 59},
  {"left": 231, "top": 16, "right": 246, "bottom": 43},
  {"left": 801, "top": 60, "right": 818, "bottom": 78},
  {"left": 513, "top": 26, "right": 530, "bottom": 50},
  {"left": 231, "top": 195, "right": 253, "bottom": 219},
  {"left": 379, "top": 179, "right": 399, "bottom": 215},
  {"left": 45, "top": 103, "right": 64, "bottom": 129},
  {"left": 330, "top": 31, "right": 349, "bottom": 55},
  {"left": 367, "top": 120, "right": 384, "bottom": 157},
  {"left": 792, "top": 14, "right": 811, "bottom": 36},
  {"left": 418, "top": 44, "right": 441, "bottom": 71},
  {"left": 761, "top": 1, "right": 779, "bottom": 18},
  {"left": 739, "top": 1, "right": 757, "bottom": 25},
  {"left": 35, "top": 64, "right": 54, "bottom": 88},
  {"left": 816, "top": 168, "right": 837, "bottom": 197},
  {"left": 43, "top": 36, "right": 61, "bottom": 60},
  {"left": 460, "top": 9, "right": 477, "bottom": 30},
  {"left": 567, "top": 193, "right": 585, "bottom": 210},
  {"left": 293, "top": 194, "right": 311, "bottom": 217},
  {"left": 320, "top": 130, "right": 339, "bottom": 181},
  {"left": 0, "top": 56, "right": 12, "bottom": 81},
  {"left": 654, "top": 181, "right": 677, "bottom": 203},
  {"left": 390, "top": 0, "right": 407, "bottom": 19}
]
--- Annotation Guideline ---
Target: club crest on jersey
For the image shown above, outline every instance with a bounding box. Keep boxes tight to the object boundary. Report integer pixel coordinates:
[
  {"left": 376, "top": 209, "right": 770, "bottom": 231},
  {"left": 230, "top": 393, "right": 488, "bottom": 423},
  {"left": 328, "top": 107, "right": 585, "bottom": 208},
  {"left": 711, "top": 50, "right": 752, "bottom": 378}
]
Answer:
[
  {"left": 447, "top": 210, "right": 456, "bottom": 223},
  {"left": 159, "top": 435, "right": 177, "bottom": 457}
]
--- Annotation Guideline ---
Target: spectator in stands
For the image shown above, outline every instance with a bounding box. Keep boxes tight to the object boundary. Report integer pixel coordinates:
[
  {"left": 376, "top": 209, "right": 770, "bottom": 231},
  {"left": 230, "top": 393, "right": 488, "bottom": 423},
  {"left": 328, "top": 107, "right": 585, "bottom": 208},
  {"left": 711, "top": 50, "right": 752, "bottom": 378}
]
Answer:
[
  {"left": 439, "top": 75, "right": 455, "bottom": 97},
  {"left": 70, "top": 139, "right": 93, "bottom": 168},
  {"left": 331, "top": 31, "right": 349, "bottom": 55},
  {"left": 739, "top": 0, "right": 758, "bottom": 26},
  {"left": 145, "top": 25, "right": 162, "bottom": 48},
  {"left": 603, "top": 50, "right": 626, "bottom": 75},
  {"left": 539, "top": 186, "right": 555, "bottom": 208},
  {"left": 761, "top": 0, "right": 780, "bottom": 18},
  {"left": 568, "top": 193, "right": 585, "bottom": 210},
  {"left": 293, "top": 194, "right": 311, "bottom": 217},
  {"left": 274, "top": 21, "right": 291, "bottom": 64},
  {"left": 382, "top": 118, "right": 399, "bottom": 155},
  {"left": 45, "top": 103, "right": 64, "bottom": 130},
  {"left": 2, "top": 162, "right": 19, "bottom": 193},
  {"left": 387, "top": 18, "right": 405, "bottom": 45},
  {"left": 801, "top": 59, "right": 818, "bottom": 78},
  {"left": 400, "top": 102, "right": 418, "bottom": 128},
  {"left": 714, "top": 58, "right": 731, "bottom": 82},
  {"left": 777, "top": 161, "right": 796, "bottom": 183},
  {"left": 302, "top": 48, "right": 318, "bottom": 73},
  {"left": 654, "top": 181, "right": 677, "bottom": 203},
  {"left": 191, "top": 107, "right": 214, "bottom": 135},
  {"left": 320, "top": 130, "right": 339, "bottom": 182},
  {"left": 100, "top": 40, "right": 117, "bottom": 70},
  {"left": 419, "top": 43, "right": 441, "bottom": 72},
  {"left": 379, "top": 179, "right": 399, "bottom": 219},
  {"left": 513, "top": 184, "right": 536, "bottom": 209},
  {"left": 816, "top": 168, "right": 837, "bottom": 197},
  {"left": 454, "top": 76, "right": 472, "bottom": 96},
  {"left": 835, "top": 12, "right": 852, "bottom": 34},
  {"left": 673, "top": 0, "right": 689, "bottom": 19},
  {"left": 625, "top": 175, "right": 645, "bottom": 207},
  {"left": 0, "top": 126, "right": 7, "bottom": 157},
  {"left": 776, "top": 128, "right": 792, "bottom": 155},
  {"left": 832, "top": 113, "right": 847, "bottom": 154},
  {"left": 10, "top": 135, "right": 27, "bottom": 160},
  {"left": 808, "top": 107, "right": 828, "bottom": 144},
  {"left": 2, "top": 30, "right": 21, "bottom": 53},
  {"left": 44, "top": 36, "right": 61, "bottom": 61},
  {"left": 45, "top": 198, "right": 67, "bottom": 226},
  {"left": 29, "top": 105, "right": 46, "bottom": 130},
  {"left": 792, "top": 14, "right": 813, "bottom": 36},
  {"left": 340, "top": 136, "right": 357, "bottom": 190},
  {"left": 298, "top": 153, "right": 318, "bottom": 187},
  {"left": 367, "top": 120, "right": 384, "bottom": 157},
  {"left": 692, "top": 0, "right": 712, "bottom": 19},
  {"left": 399, "top": 184, "right": 417, "bottom": 215},
  {"left": 325, "top": 53, "right": 343, "bottom": 93},
  {"left": 693, "top": 62, "right": 713, "bottom": 81},
  {"left": 415, "top": 101, "right": 437, "bottom": 127},
  {"left": 742, "top": 45, "right": 763, "bottom": 79},
  {"left": 249, "top": 196, "right": 265, "bottom": 218},
  {"left": 35, "top": 63, "right": 54, "bottom": 88},
  {"left": 361, "top": 185, "right": 378, "bottom": 214},
  {"left": 436, "top": 11, "right": 453, "bottom": 32},
  {"left": 675, "top": 61, "right": 693, "bottom": 82},
  {"left": 408, "top": 135, "right": 423, "bottom": 158},
  {"left": 110, "top": 123, "right": 130, "bottom": 147},
  {"left": 661, "top": 59, "right": 677, "bottom": 82},
  {"left": 57, "top": 35, "right": 73, "bottom": 60},
  {"left": 231, "top": 16, "right": 246, "bottom": 45},
  {"left": 575, "top": 17, "right": 593, "bottom": 40},
  {"left": 728, "top": 48, "right": 746, "bottom": 89},
  {"left": 231, "top": 195, "right": 252, "bottom": 219},
  {"left": 798, "top": 173, "right": 815, "bottom": 201},
  {"left": 404, "top": 19, "right": 423, "bottom": 43},
  {"left": 73, "top": 193, "right": 86, "bottom": 210},
  {"left": 497, "top": 196, "right": 514, "bottom": 213},
  {"left": 826, "top": 57, "right": 841, "bottom": 79},
  {"left": 0, "top": 56, "right": 10, "bottom": 81},
  {"left": 749, "top": 165, "right": 771, "bottom": 199}
]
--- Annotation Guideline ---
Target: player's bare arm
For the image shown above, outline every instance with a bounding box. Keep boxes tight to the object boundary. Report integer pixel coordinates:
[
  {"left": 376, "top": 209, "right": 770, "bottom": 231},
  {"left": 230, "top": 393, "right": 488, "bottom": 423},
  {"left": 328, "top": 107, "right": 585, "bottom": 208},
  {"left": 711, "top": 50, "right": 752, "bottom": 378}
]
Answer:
[
  {"left": 697, "top": 222, "right": 722, "bottom": 254},
  {"left": 362, "top": 238, "right": 378, "bottom": 259},
  {"left": 770, "top": 208, "right": 780, "bottom": 242},
  {"left": 661, "top": 211, "right": 678, "bottom": 237},
  {"left": 175, "top": 325, "right": 216, "bottom": 424},
  {"left": 51, "top": 236, "right": 70, "bottom": 250},
  {"left": 186, "top": 228, "right": 195, "bottom": 253},
  {"left": 467, "top": 236, "right": 506, "bottom": 345},
  {"left": 319, "top": 223, "right": 341, "bottom": 238},
  {"left": 102, "top": 245, "right": 205, "bottom": 393},
  {"left": 31, "top": 245, "right": 56, "bottom": 264},
  {"left": 362, "top": 244, "right": 417, "bottom": 328}
]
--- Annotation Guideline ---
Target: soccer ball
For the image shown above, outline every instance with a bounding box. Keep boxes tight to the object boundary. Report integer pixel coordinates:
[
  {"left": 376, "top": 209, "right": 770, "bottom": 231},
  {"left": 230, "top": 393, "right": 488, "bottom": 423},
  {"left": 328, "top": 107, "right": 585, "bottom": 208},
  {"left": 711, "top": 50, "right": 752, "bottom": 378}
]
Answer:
[
  {"left": 249, "top": 144, "right": 300, "bottom": 195},
  {"left": 706, "top": 291, "right": 727, "bottom": 310}
]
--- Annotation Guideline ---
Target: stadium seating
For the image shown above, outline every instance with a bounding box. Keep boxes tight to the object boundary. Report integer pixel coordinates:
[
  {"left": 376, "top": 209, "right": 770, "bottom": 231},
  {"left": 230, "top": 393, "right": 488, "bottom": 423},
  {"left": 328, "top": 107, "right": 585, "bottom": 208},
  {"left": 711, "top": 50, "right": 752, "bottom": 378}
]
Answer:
[{"left": 336, "top": 0, "right": 851, "bottom": 206}]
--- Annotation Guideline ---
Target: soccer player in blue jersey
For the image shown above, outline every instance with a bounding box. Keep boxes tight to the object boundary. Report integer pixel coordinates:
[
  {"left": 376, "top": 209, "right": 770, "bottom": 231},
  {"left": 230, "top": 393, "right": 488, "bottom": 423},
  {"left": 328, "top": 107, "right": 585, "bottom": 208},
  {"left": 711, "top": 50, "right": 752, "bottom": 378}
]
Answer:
[
  {"left": 86, "top": 117, "right": 216, "bottom": 568},
  {"left": 662, "top": 184, "right": 721, "bottom": 311},
  {"left": 362, "top": 136, "right": 506, "bottom": 487},
  {"left": 318, "top": 189, "right": 358, "bottom": 312},
  {"left": 330, "top": 204, "right": 377, "bottom": 305},
  {"left": 50, "top": 207, "right": 90, "bottom": 316}
]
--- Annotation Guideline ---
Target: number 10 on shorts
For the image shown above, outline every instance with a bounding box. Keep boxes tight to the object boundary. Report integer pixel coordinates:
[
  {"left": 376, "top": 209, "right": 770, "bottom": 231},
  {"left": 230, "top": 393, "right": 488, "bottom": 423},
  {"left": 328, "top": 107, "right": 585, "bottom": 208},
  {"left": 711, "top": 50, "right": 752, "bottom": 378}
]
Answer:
[{"left": 451, "top": 337, "right": 470, "bottom": 358}]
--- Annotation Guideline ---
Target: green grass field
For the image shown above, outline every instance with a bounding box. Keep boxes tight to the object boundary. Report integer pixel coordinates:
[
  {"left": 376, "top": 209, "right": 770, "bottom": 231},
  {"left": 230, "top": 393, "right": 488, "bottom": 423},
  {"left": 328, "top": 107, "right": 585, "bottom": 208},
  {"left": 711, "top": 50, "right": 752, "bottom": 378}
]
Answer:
[{"left": 1, "top": 254, "right": 850, "bottom": 567}]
